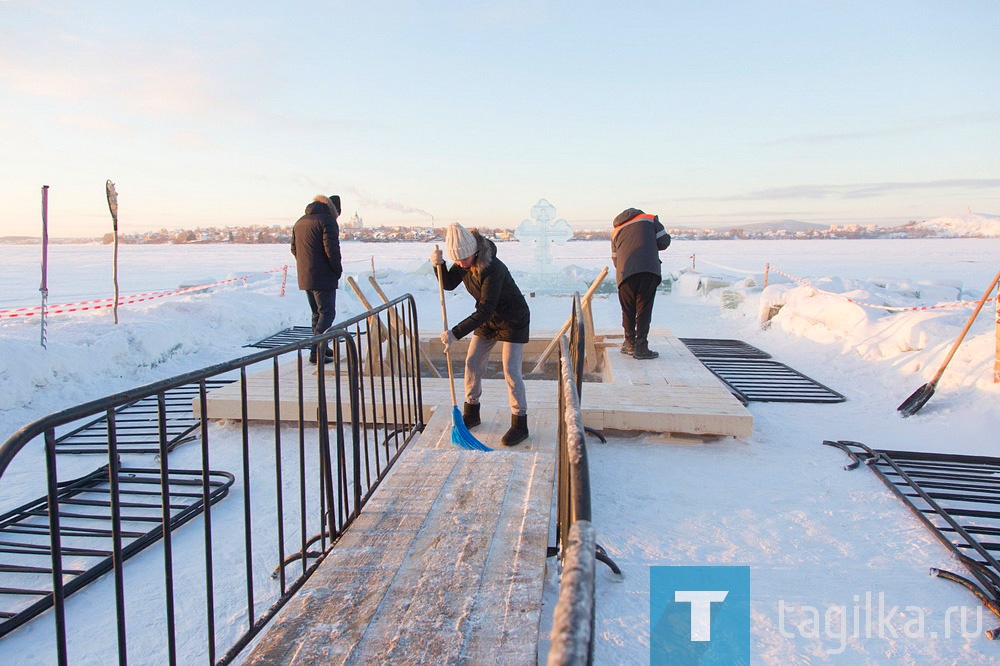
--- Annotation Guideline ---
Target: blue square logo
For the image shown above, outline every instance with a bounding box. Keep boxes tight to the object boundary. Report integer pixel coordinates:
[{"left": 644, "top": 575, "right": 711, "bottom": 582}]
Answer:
[{"left": 650, "top": 566, "right": 750, "bottom": 665}]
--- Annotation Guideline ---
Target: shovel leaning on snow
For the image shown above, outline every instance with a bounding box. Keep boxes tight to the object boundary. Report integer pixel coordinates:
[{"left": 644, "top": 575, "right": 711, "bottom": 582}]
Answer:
[{"left": 897, "top": 268, "right": 1000, "bottom": 417}]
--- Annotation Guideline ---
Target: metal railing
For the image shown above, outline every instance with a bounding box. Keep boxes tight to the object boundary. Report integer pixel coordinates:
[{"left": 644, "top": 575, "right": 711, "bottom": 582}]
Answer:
[
  {"left": 826, "top": 440, "right": 1000, "bottom": 638},
  {"left": 0, "top": 295, "right": 425, "bottom": 665},
  {"left": 548, "top": 334, "right": 597, "bottom": 665},
  {"left": 548, "top": 294, "right": 596, "bottom": 666}
]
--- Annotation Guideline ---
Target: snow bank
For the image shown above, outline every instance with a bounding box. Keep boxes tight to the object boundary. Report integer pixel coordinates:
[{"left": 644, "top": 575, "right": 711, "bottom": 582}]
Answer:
[
  {"left": 3, "top": 239, "right": 1000, "bottom": 665},
  {"left": 698, "top": 269, "right": 1000, "bottom": 392}
]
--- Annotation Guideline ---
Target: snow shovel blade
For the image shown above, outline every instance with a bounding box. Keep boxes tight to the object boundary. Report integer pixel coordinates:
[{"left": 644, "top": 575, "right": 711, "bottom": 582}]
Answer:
[
  {"left": 897, "top": 382, "right": 935, "bottom": 417},
  {"left": 451, "top": 405, "right": 491, "bottom": 451}
]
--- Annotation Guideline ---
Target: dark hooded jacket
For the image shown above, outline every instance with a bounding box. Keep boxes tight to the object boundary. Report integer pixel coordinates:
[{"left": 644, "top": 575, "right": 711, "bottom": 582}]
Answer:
[
  {"left": 611, "top": 208, "right": 671, "bottom": 285},
  {"left": 291, "top": 201, "right": 342, "bottom": 290},
  {"left": 439, "top": 231, "right": 530, "bottom": 343}
]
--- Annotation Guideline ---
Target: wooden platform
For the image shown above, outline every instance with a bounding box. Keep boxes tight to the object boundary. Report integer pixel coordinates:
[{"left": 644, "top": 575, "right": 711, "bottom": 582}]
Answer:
[
  {"left": 243, "top": 404, "right": 557, "bottom": 665},
  {"left": 234, "top": 327, "right": 751, "bottom": 663},
  {"left": 582, "top": 331, "right": 753, "bottom": 437},
  {"left": 201, "top": 328, "right": 752, "bottom": 440}
]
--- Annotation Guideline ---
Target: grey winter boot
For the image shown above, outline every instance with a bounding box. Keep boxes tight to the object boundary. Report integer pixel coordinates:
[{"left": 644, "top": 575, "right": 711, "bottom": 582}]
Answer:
[
  {"left": 463, "top": 402, "right": 481, "bottom": 429},
  {"left": 501, "top": 414, "right": 529, "bottom": 447},
  {"left": 632, "top": 339, "right": 659, "bottom": 360}
]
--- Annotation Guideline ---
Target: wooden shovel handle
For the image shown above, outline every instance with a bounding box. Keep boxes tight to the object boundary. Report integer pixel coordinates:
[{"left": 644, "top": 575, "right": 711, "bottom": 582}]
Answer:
[{"left": 928, "top": 268, "right": 1000, "bottom": 385}]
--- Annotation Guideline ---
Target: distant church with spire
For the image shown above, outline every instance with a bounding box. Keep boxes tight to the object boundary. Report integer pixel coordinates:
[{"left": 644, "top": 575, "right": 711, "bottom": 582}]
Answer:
[{"left": 343, "top": 212, "right": 363, "bottom": 229}]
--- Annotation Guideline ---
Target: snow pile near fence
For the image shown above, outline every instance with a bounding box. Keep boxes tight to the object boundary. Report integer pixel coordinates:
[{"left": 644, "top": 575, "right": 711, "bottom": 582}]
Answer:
[
  {"left": 673, "top": 267, "right": 999, "bottom": 395},
  {"left": 0, "top": 277, "right": 310, "bottom": 438}
]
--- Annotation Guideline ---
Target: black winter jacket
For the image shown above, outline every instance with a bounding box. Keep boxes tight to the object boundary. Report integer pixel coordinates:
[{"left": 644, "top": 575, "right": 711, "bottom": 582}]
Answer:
[
  {"left": 439, "top": 232, "right": 530, "bottom": 344},
  {"left": 611, "top": 208, "right": 671, "bottom": 285},
  {"left": 291, "top": 201, "right": 342, "bottom": 290}
]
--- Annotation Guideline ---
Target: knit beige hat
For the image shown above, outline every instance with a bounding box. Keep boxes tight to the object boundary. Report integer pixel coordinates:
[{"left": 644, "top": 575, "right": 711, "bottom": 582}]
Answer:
[{"left": 446, "top": 223, "right": 477, "bottom": 261}]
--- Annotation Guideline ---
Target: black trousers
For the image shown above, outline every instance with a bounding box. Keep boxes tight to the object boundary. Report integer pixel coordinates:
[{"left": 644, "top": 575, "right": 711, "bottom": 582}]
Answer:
[
  {"left": 306, "top": 289, "right": 337, "bottom": 337},
  {"left": 617, "top": 272, "right": 661, "bottom": 344}
]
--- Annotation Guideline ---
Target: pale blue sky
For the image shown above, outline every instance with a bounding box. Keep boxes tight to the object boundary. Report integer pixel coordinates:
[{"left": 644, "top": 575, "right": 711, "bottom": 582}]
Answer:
[{"left": 1, "top": 1, "right": 998, "bottom": 237}]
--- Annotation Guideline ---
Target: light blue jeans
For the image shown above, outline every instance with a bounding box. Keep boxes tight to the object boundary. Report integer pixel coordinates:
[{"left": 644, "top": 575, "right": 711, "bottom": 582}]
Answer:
[{"left": 464, "top": 335, "right": 527, "bottom": 416}]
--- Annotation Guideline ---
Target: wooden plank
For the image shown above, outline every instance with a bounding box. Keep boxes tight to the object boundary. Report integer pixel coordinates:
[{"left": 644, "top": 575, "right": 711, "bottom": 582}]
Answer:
[
  {"left": 367, "top": 275, "right": 442, "bottom": 378},
  {"left": 582, "top": 298, "right": 599, "bottom": 374},
  {"left": 244, "top": 402, "right": 556, "bottom": 665},
  {"left": 346, "top": 276, "right": 411, "bottom": 378},
  {"left": 202, "top": 329, "right": 753, "bottom": 439}
]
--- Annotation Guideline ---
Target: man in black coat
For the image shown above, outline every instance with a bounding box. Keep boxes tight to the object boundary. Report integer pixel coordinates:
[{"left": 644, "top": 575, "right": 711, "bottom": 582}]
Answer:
[
  {"left": 431, "top": 223, "right": 531, "bottom": 446},
  {"left": 291, "top": 195, "right": 343, "bottom": 363},
  {"left": 611, "top": 207, "right": 671, "bottom": 359}
]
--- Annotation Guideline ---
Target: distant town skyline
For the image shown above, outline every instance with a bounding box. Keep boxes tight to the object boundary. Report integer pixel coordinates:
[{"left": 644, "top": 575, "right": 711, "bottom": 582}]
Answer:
[
  {"left": 2, "top": 3, "right": 998, "bottom": 238},
  {"left": 6, "top": 213, "right": 994, "bottom": 245}
]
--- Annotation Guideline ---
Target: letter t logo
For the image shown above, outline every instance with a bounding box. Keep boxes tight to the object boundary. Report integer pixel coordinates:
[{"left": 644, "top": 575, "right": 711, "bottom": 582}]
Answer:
[{"left": 674, "top": 590, "right": 729, "bottom": 641}]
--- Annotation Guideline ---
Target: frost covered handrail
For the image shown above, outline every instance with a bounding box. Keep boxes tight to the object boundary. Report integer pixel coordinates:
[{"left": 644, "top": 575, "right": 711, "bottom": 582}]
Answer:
[
  {"left": 0, "top": 293, "right": 425, "bottom": 665},
  {"left": 549, "top": 334, "right": 596, "bottom": 665},
  {"left": 548, "top": 294, "right": 596, "bottom": 665}
]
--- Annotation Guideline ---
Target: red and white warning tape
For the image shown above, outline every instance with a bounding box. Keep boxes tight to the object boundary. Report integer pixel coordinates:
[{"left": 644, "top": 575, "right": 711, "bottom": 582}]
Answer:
[{"left": 0, "top": 266, "right": 288, "bottom": 320}]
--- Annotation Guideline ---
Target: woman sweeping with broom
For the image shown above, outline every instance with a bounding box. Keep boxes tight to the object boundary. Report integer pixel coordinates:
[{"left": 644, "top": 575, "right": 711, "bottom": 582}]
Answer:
[{"left": 431, "top": 223, "right": 531, "bottom": 447}]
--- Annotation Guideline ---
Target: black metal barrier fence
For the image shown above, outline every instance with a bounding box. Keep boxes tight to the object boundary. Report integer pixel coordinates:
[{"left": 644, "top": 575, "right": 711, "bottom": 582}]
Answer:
[
  {"left": 547, "top": 294, "right": 597, "bottom": 666},
  {"left": 0, "top": 295, "right": 424, "bottom": 665}
]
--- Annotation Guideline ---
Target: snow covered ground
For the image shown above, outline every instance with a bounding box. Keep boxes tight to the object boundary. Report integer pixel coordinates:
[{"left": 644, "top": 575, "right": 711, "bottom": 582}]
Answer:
[{"left": 2, "top": 237, "right": 1000, "bottom": 664}]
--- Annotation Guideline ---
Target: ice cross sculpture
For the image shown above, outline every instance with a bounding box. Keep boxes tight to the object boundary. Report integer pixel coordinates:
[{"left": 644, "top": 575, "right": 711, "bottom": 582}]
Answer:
[{"left": 514, "top": 199, "right": 573, "bottom": 291}]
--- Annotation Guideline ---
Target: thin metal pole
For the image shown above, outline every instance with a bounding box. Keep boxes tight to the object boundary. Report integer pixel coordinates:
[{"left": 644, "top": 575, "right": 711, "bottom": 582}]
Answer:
[
  {"left": 272, "top": 356, "right": 287, "bottom": 594},
  {"left": 106, "top": 411, "right": 128, "bottom": 665},
  {"left": 157, "top": 394, "right": 178, "bottom": 665},
  {"left": 198, "top": 380, "right": 218, "bottom": 664},
  {"left": 346, "top": 337, "right": 362, "bottom": 518},
  {"left": 238, "top": 368, "right": 256, "bottom": 626},
  {"left": 40, "top": 185, "right": 49, "bottom": 349},
  {"left": 106, "top": 180, "right": 120, "bottom": 324},
  {"left": 296, "top": 351, "right": 309, "bottom": 577},
  {"left": 44, "top": 430, "right": 68, "bottom": 665}
]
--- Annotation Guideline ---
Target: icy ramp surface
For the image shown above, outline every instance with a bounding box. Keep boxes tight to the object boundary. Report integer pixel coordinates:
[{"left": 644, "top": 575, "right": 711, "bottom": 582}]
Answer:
[{"left": 244, "top": 405, "right": 556, "bottom": 665}]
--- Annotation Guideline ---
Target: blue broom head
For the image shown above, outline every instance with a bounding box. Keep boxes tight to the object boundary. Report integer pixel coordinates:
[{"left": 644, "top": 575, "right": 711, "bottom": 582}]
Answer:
[{"left": 451, "top": 405, "right": 491, "bottom": 451}]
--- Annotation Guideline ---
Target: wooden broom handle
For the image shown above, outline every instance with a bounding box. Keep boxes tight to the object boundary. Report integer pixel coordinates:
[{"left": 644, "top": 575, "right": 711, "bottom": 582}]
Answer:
[{"left": 435, "top": 246, "right": 459, "bottom": 406}]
